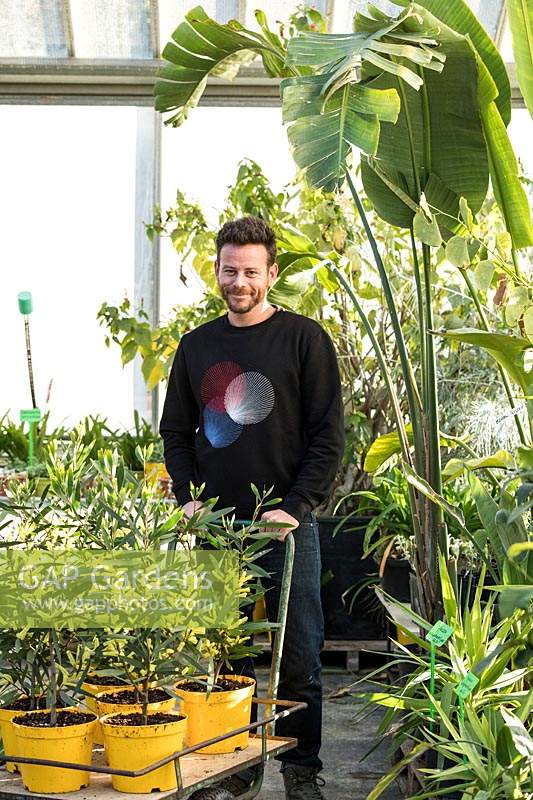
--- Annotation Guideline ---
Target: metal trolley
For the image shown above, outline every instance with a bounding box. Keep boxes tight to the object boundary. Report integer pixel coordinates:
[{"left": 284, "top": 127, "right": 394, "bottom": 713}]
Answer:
[{"left": 0, "top": 531, "right": 305, "bottom": 800}]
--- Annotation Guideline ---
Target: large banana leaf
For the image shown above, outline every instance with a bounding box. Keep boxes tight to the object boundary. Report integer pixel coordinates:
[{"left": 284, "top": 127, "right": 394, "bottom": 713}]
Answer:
[
  {"left": 396, "top": 0, "right": 511, "bottom": 124},
  {"left": 505, "top": 0, "right": 533, "bottom": 120},
  {"left": 360, "top": 11, "right": 489, "bottom": 228},
  {"left": 281, "top": 75, "right": 400, "bottom": 191},
  {"left": 475, "top": 53, "right": 533, "bottom": 249},
  {"left": 281, "top": 4, "right": 445, "bottom": 192},
  {"left": 154, "top": 6, "right": 281, "bottom": 127},
  {"left": 369, "top": 0, "right": 533, "bottom": 247}
]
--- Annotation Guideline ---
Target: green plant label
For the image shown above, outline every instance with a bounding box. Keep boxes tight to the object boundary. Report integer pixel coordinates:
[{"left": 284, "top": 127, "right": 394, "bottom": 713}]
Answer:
[
  {"left": 455, "top": 671, "right": 479, "bottom": 699},
  {"left": 20, "top": 408, "right": 41, "bottom": 423},
  {"left": 0, "top": 549, "right": 240, "bottom": 629},
  {"left": 426, "top": 620, "right": 453, "bottom": 647}
]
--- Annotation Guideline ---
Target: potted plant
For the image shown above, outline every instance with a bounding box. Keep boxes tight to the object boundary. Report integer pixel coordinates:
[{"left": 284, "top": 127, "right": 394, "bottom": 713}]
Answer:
[
  {"left": 174, "top": 624, "right": 259, "bottom": 755},
  {"left": 175, "top": 509, "right": 278, "bottom": 755},
  {"left": 0, "top": 629, "right": 51, "bottom": 772},
  {"left": 12, "top": 630, "right": 97, "bottom": 794},
  {"left": 99, "top": 629, "right": 192, "bottom": 793},
  {"left": 78, "top": 640, "right": 132, "bottom": 747}
]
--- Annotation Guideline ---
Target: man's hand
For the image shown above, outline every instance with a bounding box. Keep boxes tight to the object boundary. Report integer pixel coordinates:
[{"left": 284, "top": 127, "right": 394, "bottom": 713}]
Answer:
[
  {"left": 182, "top": 500, "right": 205, "bottom": 519},
  {"left": 260, "top": 509, "right": 299, "bottom": 541}
]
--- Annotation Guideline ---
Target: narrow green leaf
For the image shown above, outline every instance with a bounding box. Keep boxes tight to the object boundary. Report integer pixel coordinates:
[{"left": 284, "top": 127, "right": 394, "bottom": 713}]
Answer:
[
  {"left": 505, "top": 0, "right": 533, "bottom": 120},
  {"left": 440, "top": 328, "right": 533, "bottom": 396},
  {"left": 403, "top": 462, "right": 466, "bottom": 530},
  {"left": 500, "top": 706, "right": 533, "bottom": 759}
]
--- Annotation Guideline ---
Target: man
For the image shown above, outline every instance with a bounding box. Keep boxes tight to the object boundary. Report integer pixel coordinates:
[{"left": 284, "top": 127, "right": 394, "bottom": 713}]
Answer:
[{"left": 160, "top": 216, "right": 344, "bottom": 800}]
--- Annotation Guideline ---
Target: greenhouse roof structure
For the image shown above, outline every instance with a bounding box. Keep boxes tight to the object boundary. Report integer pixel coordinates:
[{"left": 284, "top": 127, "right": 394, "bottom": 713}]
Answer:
[{"left": 0, "top": 0, "right": 523, "bottom": 106}]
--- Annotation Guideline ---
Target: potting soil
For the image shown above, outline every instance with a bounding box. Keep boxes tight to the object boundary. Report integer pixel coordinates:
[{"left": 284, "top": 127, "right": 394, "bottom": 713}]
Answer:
[
  {"left": 103, "top": 712, "right": 185, "bottom": 726},
  {"left": 15, "top": 710, "right": 95, "bottom": 727}
]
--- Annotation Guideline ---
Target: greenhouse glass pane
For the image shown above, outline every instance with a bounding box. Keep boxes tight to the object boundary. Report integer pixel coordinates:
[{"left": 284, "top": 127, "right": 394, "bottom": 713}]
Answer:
[
  {"left": 509, "top": 108, "right": 533, "bottom": 179},
  {"left": 69, "top": 0, "right": 154, "bottom": 58},
  {"left": 331, "top": 1, "right": 401, "bottom": 33},
  {"left": 158, "top": 0, "right": 241, "bottom": 58},
  {"left": 0, "top": 0, "right": 69, "bottom": 57},
  {"left": 465, "top": 0, "right": 504, "bottom": 39},
  {"left": 499, "top": 20, "right": 513, "bottom": 61},
  {"left": 244, "top": 0, "right": 327, "bottom": 30},
  {"left": 332, "top": 0, "right": 505, "bottom": 36},
  {"left": 0, "top": 106, "right": 137, "bottom": 429},
  {"left": 158, "top": 105, "right": 296, "bottom": 347},
  {"left": 216, "top": 0, "right": 240, "bottom": 24}
]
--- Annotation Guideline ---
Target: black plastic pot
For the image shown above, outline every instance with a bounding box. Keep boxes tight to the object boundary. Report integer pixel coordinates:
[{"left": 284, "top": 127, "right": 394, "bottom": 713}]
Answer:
[
  {"left": 318, "top": 516, "right": 385, "bottom": 640},
  {"left": 381, "top": 557, "right": 412, "bottom": 603}
]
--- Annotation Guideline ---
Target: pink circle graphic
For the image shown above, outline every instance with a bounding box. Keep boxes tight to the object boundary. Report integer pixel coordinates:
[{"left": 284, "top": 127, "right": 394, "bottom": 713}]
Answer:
[{"left": 200, "top": 361, "right": 242, "bottom": 412}]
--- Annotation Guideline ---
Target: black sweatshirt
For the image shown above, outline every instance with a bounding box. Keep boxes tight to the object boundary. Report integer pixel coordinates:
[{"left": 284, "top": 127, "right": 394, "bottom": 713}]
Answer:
[{"left": 159, "top": 308, "right": 344, "bottom": 522}]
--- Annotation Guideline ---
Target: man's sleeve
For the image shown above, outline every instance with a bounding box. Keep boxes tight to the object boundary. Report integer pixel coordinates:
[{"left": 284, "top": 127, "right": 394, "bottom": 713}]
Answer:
[
  {"left": 280, "top": 328, "right": 345, "bottom": 522},
  {"left": 159, "top": 340, "right": 199, "bottom": 505}
]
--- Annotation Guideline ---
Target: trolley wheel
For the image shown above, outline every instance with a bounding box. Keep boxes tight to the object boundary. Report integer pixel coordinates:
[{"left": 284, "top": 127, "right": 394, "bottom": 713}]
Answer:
[{"left": 188, "top": 788, "right": 235, "bottom": 800}]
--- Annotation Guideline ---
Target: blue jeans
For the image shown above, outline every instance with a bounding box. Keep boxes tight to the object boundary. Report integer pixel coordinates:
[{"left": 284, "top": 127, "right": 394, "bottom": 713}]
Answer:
[{"left": 231, "top": 518, "right": 324, "bottom": 771}]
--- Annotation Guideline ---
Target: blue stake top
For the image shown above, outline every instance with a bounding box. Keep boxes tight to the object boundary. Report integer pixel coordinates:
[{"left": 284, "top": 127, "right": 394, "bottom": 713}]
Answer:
[{"left": 18, "top": 291, "right": 33, "bottom": 315}]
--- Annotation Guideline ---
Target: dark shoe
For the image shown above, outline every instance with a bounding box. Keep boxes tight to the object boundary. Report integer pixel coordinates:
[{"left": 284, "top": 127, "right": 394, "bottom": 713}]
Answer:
[
  {"left": 210, "top": 765, "right": 260, "bottom": 797},
  {"left": 281, "top": 765, "right": 326, "bottom": 800}
]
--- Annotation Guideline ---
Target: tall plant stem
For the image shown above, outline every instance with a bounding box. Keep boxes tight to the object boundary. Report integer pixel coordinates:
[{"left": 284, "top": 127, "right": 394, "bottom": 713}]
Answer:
[
  {"left": 511, "top": 249, "right": 523, "bottom": 282},
  {"left": 332, "top": 267, "right": 423, "bottom": 558},
  {"left": 460, "top": 268, "right": 528, "bottom": 445},
  {"left": 421, "top": 243, "right": 447, "bottom": 567},
  {"left": 400, "top": 69, "right": 447, "bottom": 602},
  {"left": 48, "top": 630, "right": 58, "bottom": 727},
  {"left": 410, "top": 228, "right": 427, "bottom": 401},
  {"left": 344, "top": 171, "right": 424, "bottom": 473}
]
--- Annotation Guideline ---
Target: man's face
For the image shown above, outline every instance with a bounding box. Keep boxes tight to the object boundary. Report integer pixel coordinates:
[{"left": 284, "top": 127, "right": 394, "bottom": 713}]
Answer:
[{"left": 215, "top": 243, "right": 278, "bottom": 314}]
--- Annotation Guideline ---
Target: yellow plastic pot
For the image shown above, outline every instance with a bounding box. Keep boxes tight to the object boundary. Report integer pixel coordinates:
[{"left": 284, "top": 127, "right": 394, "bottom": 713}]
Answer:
[
  {"left": 0, "top": 705, "right": 23, "bottom": 772},
  {"left": 12, "top": 707, "right": 97, "bottom": 794},
  {"left": 175, "top": 675, "right": 255, "bottom": 754},
  {"left": 81, "top": 677, "right": 133, "bottom": 746},
  {"left": 95, "top": 687, "right": 175, "bottom": 720},
  {"left": 100, "top": 711, "right": 187, "bottom": 793}
]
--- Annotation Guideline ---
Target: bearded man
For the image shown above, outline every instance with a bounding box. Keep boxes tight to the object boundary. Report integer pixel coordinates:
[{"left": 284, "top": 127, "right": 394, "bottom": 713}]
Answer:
[{"left": 160, "top": 216, "right": 344, "bottom": 800}]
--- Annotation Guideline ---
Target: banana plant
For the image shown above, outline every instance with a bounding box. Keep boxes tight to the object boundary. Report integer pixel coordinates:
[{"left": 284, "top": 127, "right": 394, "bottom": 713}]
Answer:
[{"left": 155, "top": 2, "right": 533, "bottom": 621}]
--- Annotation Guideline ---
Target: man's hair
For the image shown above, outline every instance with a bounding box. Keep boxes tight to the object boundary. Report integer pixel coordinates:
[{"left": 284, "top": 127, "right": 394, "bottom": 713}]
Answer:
[{"left": 216, "top": 216, "right": 276, "bottom": 267}]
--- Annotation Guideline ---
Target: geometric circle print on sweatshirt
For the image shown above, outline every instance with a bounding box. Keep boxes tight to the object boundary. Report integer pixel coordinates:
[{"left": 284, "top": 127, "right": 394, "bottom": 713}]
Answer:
[{"left": 200, "top": 360, "right": 275, "bottom": 448}]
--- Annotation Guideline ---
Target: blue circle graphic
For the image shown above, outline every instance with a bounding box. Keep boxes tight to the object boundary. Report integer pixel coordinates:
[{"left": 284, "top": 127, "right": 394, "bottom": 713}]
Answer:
[{"left": 203, "top": 406, "right": 242, "bottom": 448}]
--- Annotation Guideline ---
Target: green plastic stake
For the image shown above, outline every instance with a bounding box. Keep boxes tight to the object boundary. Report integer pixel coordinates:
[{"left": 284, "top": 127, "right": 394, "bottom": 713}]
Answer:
[
  {"left": 426, "top": 621, "right": 453, "bottom": 721},
  {"left": 429, "top": 642, "right": 436, "bottom": 721},
  {"left": 455, "top": 671, "right": 479, "bottom": 764},
  {"left": 455, "top": 671, "right": 479, "bottom": 700},
  {"left": 18, "top": 291, "right": 37, "bottom": 409},
  {"left": 426, "top": 621, "right": 454, "bottom": 647},
  {"left": 458, "top": 695, "right": 466, "bottom": 763},
  {"left": 18, "top": 291, "right": 33, "bottom": 315},
  {"left": 20, "top": 408, "right": 41, "bottom": 467}
]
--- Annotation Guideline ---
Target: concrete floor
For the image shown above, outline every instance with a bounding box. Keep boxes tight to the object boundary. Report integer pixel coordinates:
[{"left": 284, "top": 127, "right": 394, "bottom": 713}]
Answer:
[{"left": 255, "top": 671, "right": 403, "bottom": 800}]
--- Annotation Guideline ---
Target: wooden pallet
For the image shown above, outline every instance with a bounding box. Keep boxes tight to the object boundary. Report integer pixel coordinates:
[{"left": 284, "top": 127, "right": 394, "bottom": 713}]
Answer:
[
  {"left": 256, "top": 636, "right": 390, "bottom": 671},
  {"left": 0, "top": 734, "right": 296, "bottom": 800}
]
